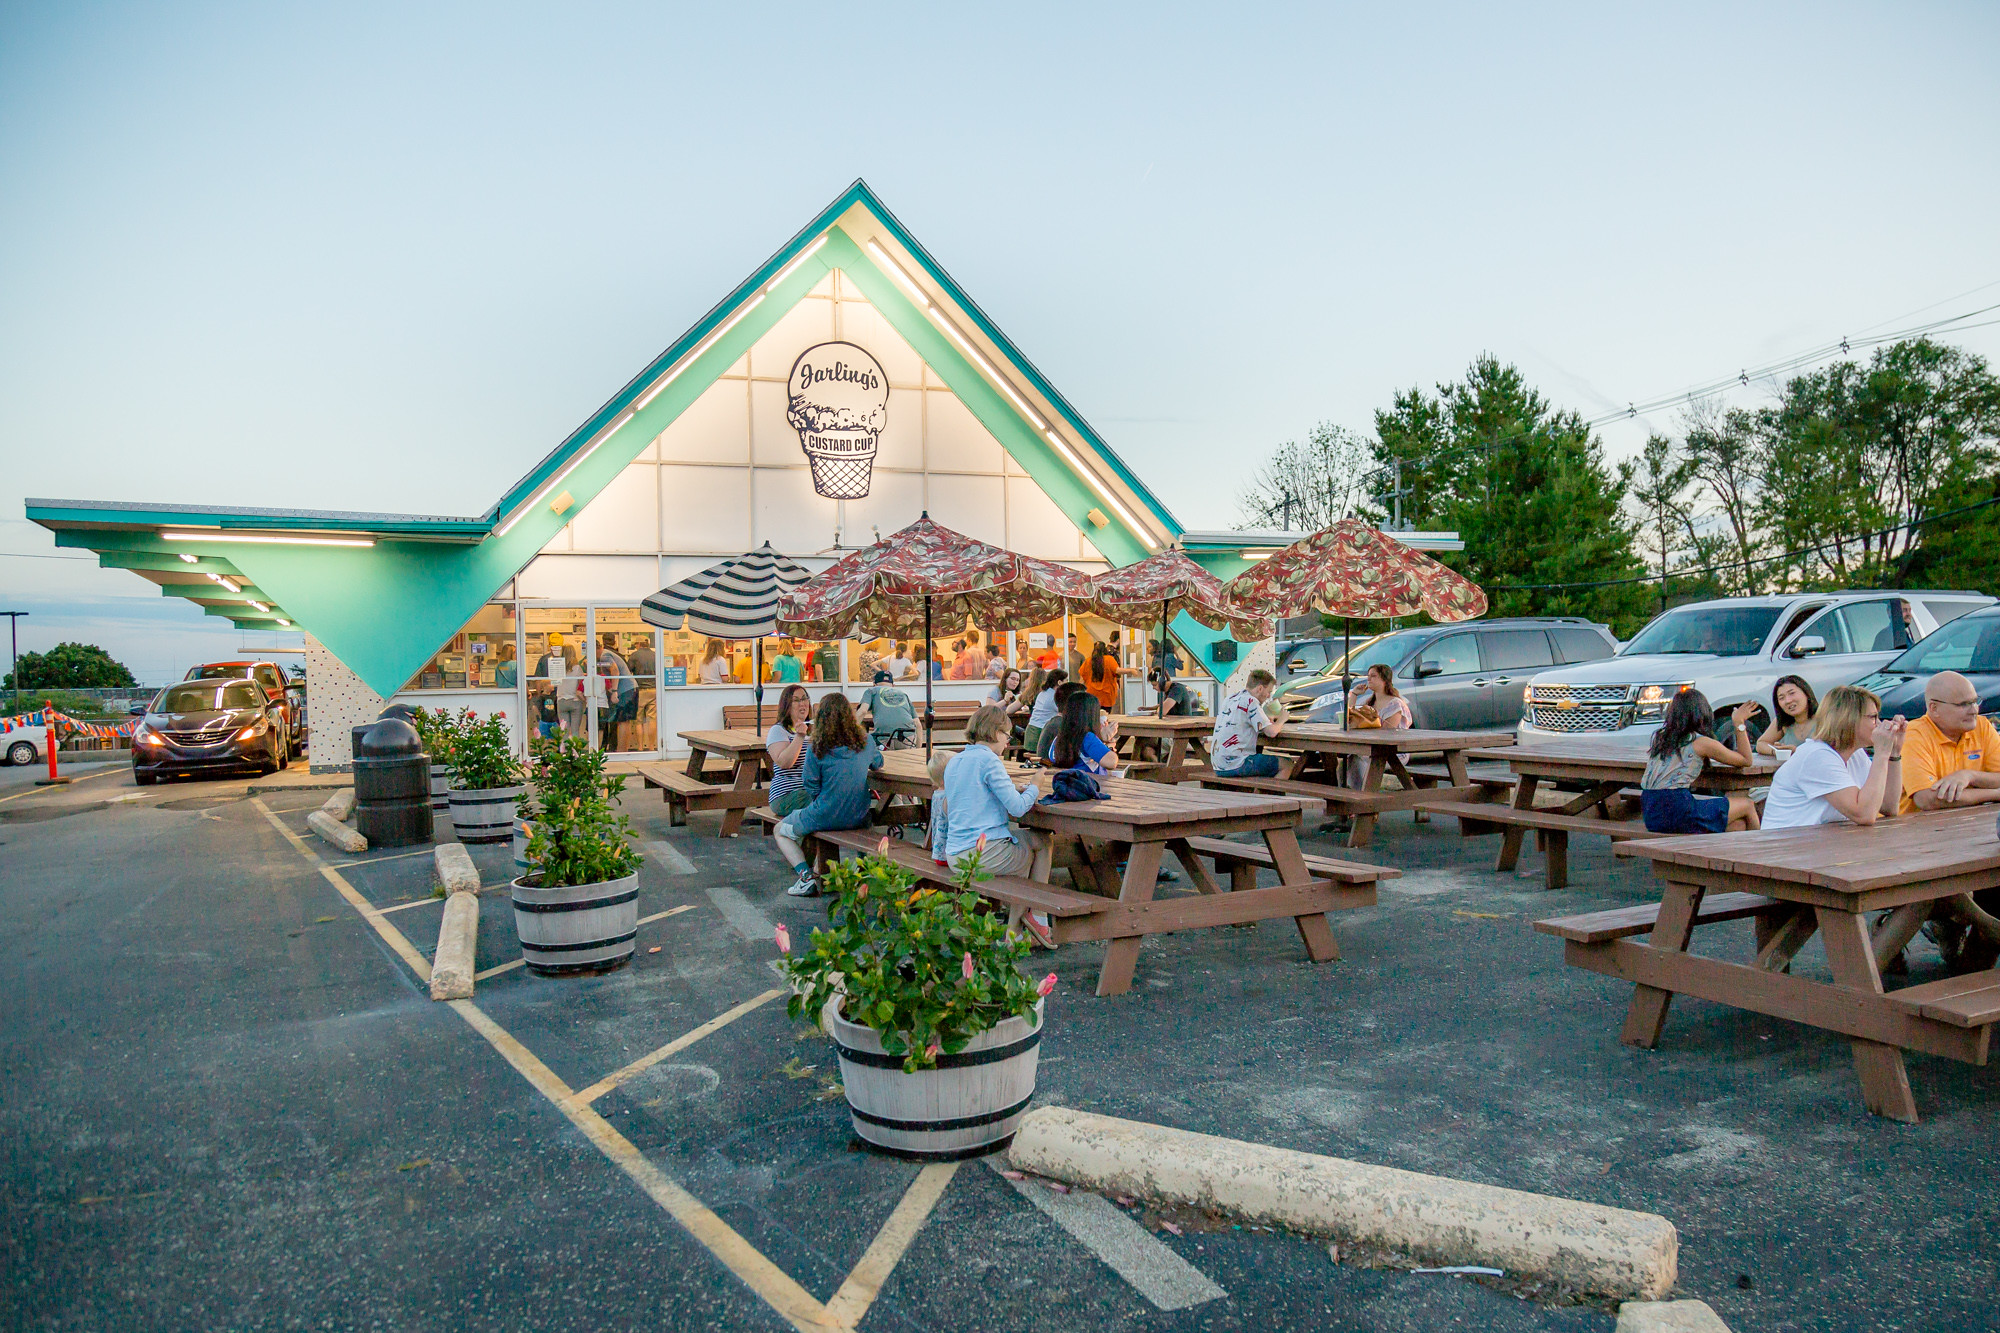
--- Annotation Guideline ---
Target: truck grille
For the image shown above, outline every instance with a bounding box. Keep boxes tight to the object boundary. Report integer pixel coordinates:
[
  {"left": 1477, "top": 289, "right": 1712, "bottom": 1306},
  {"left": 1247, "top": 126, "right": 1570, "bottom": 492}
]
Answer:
[
  {"left": 1532, "top": 684, "right": 1629, "bottom": 704},
  {"left": 1528, "top": 703, "right": 1629, "bottom": 733}
]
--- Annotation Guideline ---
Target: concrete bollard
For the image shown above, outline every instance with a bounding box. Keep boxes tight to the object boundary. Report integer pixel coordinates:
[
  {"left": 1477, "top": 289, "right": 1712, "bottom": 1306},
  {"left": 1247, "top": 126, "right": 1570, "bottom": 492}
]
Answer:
[
  {"left": 306, "top": 809, "right": 366, "bottom": 853},
  {"left": 433, "top": 843, "right": 480, "bottom": 897},
  {"left": 1009, "top": 1107, "right": 1679, "bottom": 1300},
  {"left": 320, "top": 787, "right": 357, "bottom": 822},
  {"left": 429, "top": 891, "right": 478, "bottom": 1000}
]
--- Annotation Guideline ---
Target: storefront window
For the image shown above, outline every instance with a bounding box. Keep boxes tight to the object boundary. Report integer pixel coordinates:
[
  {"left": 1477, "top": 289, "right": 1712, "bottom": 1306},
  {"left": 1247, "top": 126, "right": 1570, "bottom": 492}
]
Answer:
[
  {"left": 402, "top": 603, "right": 518, "bottom": 691},
  {"left": 525, "top": 607, "right": 589, "bottom": 742},
  {"left": 591, "top": 608, "right": 658, "bottom": 753}
]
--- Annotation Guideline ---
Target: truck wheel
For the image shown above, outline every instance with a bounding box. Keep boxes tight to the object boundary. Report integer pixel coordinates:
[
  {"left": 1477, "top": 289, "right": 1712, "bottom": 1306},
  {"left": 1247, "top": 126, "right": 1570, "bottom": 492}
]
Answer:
[{"left": 6, "top": 742, "right": 33, "bottom": 767}]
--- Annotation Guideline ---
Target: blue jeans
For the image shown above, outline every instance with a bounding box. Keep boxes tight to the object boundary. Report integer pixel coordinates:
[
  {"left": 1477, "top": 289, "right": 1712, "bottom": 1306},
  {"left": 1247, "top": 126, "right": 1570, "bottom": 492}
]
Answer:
[{"left": 1215, "top": 753, "right": 1281, "bottom": 779}]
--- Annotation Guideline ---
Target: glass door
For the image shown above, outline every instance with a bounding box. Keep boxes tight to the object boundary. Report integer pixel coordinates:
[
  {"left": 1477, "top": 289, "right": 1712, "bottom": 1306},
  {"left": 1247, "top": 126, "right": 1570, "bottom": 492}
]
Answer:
[
  {"left": 524, "top": 607, "right": 590, "bottom": 745},
  {"left": 588, "top": 608, "right": 659, "bottom": 756}
]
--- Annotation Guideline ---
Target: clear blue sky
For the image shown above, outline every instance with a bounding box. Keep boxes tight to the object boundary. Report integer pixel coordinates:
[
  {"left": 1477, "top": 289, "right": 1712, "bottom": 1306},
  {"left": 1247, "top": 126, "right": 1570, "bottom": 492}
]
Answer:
[{"left": 3, "top": 2, "right": 1996, "bottom": 683}]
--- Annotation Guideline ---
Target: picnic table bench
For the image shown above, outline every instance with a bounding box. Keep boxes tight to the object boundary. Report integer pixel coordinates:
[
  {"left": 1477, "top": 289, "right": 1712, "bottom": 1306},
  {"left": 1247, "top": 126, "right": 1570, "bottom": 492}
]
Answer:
[
  {"left": 1555, "top": 806, "right": 2000, "bottom": 1122},
  {"left": 722, "top": 698, "right": 984, "bottom": 739},
  {"left": 1198, "top": 723, "right": 1513, "bottom": 847},
  {"left": 1109, "top": 714, "right": 1214, "bottom": 784},
  {"left": 637, "top": 729, "right": 770, "bottom": 837},
  {"left": 864, "top": 749, "right": 1396, "bottom": 995},
  {"left": 1416, "top": 742, "right": 1782, "bottom": 889}
]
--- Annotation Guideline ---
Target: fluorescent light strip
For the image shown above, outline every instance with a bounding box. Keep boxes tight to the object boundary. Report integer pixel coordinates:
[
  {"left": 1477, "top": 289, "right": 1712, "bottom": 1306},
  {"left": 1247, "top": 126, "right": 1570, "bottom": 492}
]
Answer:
[
  {"left": 493, "top": 409, "right": 636, "bottom": 538},
  {"left": 249, "top": 601, "right": 270, "bottom": 612},
  {"left": 276, "top": 619, "right": 290, "bottom": 627},
  {"left": 1238, "top": 550, "right": 1274, "bottom": 561},
  {"left": 204, "top": 572, "right": 243, "bottom": 593},
  {"left": 866, "top": 239, "right": 931, "bottom": 309},
  {"left": 178, "top": 553, "right": 198, "bottom": 564},
  {"left": 163, "top": 531, "right": 374, "bottom": 548},
  {"left": 930, "top": 313, "right": 1048, "bottom": 430},
  {"left": 633, "top": 293, "right": 765, "bottom": 411},
  {"left": 1043, "top": 430, "right": 1155, "bottom": 549},
  {"left": 764, "top": 235, "right": 828, "bottom": 294}
]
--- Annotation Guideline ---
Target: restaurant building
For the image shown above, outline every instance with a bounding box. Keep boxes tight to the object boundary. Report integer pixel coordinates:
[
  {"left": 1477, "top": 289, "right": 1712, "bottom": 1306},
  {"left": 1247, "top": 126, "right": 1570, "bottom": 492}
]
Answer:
[{"left": 28, "top": 182, "right": 1278, "bottom": 768}]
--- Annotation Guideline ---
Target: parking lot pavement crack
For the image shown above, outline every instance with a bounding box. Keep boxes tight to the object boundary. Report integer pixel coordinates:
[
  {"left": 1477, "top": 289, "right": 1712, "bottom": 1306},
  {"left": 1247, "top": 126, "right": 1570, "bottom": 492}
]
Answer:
[{"left": 988, "top": 1160, "right": 1227, "bottom": 1312}]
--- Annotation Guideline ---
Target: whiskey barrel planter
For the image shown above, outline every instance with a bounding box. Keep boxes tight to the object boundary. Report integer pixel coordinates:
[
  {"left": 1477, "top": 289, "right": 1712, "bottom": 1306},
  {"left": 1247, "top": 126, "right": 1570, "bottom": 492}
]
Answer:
[
  {"left": 512, "top": 818, "right": 534, "bottom": 878},
  {"left": 510, "top": 871, "right": 638, "bottom": 975},
  {"left": 448, "top": 784, "right": 523, "bottom": 844},
  {"left": 823, "top": 997, "right": 1043, "bottom": 1160},
  {"left": 428, "top": 763, "right": 454, "bottom": 812}
]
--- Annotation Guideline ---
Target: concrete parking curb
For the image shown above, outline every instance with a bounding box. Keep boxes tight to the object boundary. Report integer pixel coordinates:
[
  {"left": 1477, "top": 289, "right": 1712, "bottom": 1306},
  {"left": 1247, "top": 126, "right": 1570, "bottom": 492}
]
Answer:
[
  {"left": 1008, "top": 1107, "right": 1678, "bottom": 1301},
  {"left": 1617, "top": 1299, "right": 1730, "bottom": 1332},
  {"left": 305, "top": 809, "right": 366, "bottom": 853},
  {"left": 434, "top": 843, "right": 480, "bottom": 896},
  {"left": 321, "top": 788, "right": 356, "bottom": 821},
  {"left": 429, "top": 891, "right": 478, "bottom": 1000}
]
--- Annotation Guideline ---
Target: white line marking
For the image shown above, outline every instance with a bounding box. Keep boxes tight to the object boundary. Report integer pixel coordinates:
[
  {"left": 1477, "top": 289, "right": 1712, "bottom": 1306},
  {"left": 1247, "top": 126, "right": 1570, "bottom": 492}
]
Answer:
[
  {"left": 473, "top": 906, "right": 695, "bottom": 981},
  {"left": 378, "top": 896, "right": 445, "bottom": 915},
  {"left": 707, "top": 885, "right": 776, "bottom": 944},
  {"left": 992, "top": 1162, "right": 1225, "bottom": 1311},
  {"left": 644, "top": 838, "right": 700, "bottom": 875}
]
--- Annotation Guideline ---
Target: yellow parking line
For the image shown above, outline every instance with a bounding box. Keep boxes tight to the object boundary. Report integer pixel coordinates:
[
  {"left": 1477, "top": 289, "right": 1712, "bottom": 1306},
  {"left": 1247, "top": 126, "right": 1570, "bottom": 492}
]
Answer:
[
  {"left": 569, "top": 988, "right": 786, "bottom": 1108},
  {"left": 0, "top": 766, "right": 119, "bottom": 805},
  {"left": 253, "top": 797, "right": 837, "bottom": 1331},
  {"left": 823, "top": 1163, "right": 960, "bottom": 1330}
]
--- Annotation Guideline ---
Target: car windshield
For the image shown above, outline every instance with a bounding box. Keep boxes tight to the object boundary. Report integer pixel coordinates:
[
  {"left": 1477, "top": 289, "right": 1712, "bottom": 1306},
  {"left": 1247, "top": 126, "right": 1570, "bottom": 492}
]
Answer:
[
  {"left": 189, "top": 664, "right": 251, "bottom": 680},
  {"left": 159, "top": 681, "right": 263, "bottom": 712},
  {"left": 1622, "top": 606, "right": 1783, "bottom": 657},
  {"left": 1885, "top": 614, "right": 2000, "bottom": 675},
  {"left": 1321, "top": 630, "right": 1432, "bottom": 679}
]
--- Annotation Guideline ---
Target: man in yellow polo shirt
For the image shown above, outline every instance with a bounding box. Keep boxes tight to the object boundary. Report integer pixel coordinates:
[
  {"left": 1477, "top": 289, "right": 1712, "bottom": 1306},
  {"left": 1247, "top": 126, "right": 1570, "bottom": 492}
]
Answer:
[{"left": 1901, "top": 670, "right": 2000, "bottom": 814}]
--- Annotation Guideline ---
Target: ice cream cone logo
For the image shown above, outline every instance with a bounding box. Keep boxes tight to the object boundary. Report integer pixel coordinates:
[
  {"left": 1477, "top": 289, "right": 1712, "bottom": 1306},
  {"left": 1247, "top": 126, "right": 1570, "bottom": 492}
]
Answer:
[{"left": 787, "top": 342, "right": 889, "bottom": 499}]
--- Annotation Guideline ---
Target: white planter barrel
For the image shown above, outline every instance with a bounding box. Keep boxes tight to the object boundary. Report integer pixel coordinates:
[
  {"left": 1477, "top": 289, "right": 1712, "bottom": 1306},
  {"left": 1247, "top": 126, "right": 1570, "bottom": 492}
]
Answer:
[
  {"left": 824, "top": 997, "right": 1042, "bottom": 1160},
  {"left": 448, "top": 785, "right": 522, "bottom": 844},
  {"left": 428, "top": 764, "right": 454, "bottom": 811},
  {"left": 512, "top": 818, "right": 534, "bottom": 877},
  {"left": 511, "top": 871, "right": 639, "bottom": 975}
]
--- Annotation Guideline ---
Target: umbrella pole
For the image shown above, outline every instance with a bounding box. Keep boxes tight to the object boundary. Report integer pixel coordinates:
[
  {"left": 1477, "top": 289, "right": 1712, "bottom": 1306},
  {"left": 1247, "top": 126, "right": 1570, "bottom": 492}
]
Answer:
[
  {"left": 755, "top": 640, "right": 764, "bottom": 730},
  {"left": 923, "top": 597, "right": 935, "bottom": 761},
  {"left": 1341, "top": 618, "right": 1352, "bottom": 730},
  {"left": 1157, "top": 599, "right": 1168, "bottom": 719}
]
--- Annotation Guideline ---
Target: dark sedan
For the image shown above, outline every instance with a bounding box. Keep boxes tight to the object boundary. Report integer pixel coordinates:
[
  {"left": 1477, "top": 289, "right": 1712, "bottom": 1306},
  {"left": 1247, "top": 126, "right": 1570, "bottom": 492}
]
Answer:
[
  {"left": 130, "top": 678, "right": 289, "bottom": 784},
  {"left": 1857, "top": 606, "right": 2000, "bottom": 721}
]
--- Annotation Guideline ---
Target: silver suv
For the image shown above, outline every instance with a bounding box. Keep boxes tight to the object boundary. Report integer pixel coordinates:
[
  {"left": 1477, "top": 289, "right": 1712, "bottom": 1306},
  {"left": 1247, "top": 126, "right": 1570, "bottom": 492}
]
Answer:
[
  {"left": 1518, "top": 590, "right": 1995, "bottom": 748},
  {"left": 1280, "top": 618, "right": 1619, "bottom": 730}
]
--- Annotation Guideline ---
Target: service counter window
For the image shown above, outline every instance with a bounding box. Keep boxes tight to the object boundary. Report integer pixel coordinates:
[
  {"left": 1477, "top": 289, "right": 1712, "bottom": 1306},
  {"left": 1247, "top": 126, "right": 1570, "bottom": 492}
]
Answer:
[
  {"left": 403, "top": 603, "right": 519, "bottom": 691},
  {"left": 757, "top": 636, "right": 840, "bottom": 684}
]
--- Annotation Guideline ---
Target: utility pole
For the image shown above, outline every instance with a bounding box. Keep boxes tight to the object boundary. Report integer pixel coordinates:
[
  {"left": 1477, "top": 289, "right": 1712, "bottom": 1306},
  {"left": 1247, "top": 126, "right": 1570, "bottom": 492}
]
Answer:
[
  {"left": 1368, "top": 458, "right": 1412, "bottom": 531},
  {"left": 2, "top": 612, "right": 24, "bottom": 713}
]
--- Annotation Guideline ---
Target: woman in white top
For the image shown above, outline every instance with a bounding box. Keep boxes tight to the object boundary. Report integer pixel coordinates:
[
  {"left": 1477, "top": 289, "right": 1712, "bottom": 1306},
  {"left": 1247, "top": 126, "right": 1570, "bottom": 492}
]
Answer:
[
  {"left": 1761, "top": 684, "right": 1906, "bottom": 830},
  {"left": 1022, "top": 668, "right": 1067, "bottom": 755},
  {"left": 1347, "top": 664, "right": 1412, "bottom": 789},
  {"left": 699, "top": 639, "right": 729, "bottom": 685}
]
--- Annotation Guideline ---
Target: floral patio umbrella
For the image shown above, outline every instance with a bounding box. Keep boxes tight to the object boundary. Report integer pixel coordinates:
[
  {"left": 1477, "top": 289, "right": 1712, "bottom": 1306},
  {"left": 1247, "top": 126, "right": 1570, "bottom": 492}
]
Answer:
[
  {"left": 779, "top": 513, "right": 1093, "bottom": 754},
  {"left": 1221, "top": 518, "right": 1488, "bottom": 724},
  {"left": 1088, "top": 549, "right": 1263, "bottom": 715}
]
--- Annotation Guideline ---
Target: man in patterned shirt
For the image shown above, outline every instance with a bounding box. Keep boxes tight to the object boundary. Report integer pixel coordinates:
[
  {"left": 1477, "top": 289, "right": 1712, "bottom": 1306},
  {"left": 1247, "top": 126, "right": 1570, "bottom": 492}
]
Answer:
[{"left": 1211, "top": 668, "right": 1283, "bottom": 778}]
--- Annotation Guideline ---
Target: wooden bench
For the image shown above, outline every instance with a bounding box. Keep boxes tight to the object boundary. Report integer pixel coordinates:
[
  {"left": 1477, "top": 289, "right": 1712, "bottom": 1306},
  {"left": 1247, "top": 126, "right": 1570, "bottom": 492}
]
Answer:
[
  {"left": 723, "top": 699, "right": 984, "bottom": 734},
  {"left": 637, "top": 762, "right": 769, "bottom": 827},
  {"left": 811, "top": 827, "right": 1110, "bottom": 926},
  {"left": 1177, "top": 835, "right": 1399, "bottom": 894},
  {"left": 1192, "top": 773, "right": 1333, "bottom": 812},
  {"left": 1882, "top": 970, "right": 2000, "bottom": 1028},
  {"left": 1417, "top": 798, "right": 1658, "bottom": 890},
  {"left": 1533, "top": 892, "right": 1781, "bottom": 943}
]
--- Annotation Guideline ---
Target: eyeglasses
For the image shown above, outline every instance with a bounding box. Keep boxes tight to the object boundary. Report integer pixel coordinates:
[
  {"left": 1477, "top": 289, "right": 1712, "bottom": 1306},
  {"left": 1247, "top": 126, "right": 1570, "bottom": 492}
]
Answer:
[{"left": 1931, "top": 697, "right": 1982, "bottom": 711}]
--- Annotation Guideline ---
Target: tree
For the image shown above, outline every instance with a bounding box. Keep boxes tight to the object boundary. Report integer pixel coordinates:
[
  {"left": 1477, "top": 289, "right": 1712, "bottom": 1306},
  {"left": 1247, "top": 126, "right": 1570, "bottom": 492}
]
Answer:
[
  {"left": 1238, "top": 423, "right": 1378, "bottom": 530},
  {"left": 1375, "top": 356, "right": 1653, "bottom": 633},
  {"left": 3, "top": 642, "right": 138, "bottom": 691},
  {"left": 1626, "top": 434, "right": 1699, "bottom": 612},
  {"left": 1679, "top": 402, "right": 1766, "bottom": 595}
]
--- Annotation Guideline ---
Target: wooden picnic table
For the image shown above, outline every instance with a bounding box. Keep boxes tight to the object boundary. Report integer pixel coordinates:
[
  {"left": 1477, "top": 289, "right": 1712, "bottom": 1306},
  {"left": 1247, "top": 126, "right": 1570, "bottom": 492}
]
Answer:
[
  {"left": 1109, "top": 714, "right": 1213, "bottom": 783},
  {"left": 674, "top": 728, "right": 770, "bottom": 837},
  {"left": 1440, "top": 742, "right": 1784, "bottom": 889},
  {"left": 1203, "top": 723, "right": 1514, "bottom": 848},
  {"left": 1555, "top": 806, "right": 2000, "bottom": 1122},
  {"left": 865, "top": 749, "right": 1392, "bottom": 997}
]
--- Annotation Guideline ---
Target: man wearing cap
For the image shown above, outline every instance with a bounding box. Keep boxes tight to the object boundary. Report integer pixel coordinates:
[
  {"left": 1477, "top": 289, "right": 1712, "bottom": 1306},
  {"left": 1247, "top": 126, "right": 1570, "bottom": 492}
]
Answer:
[
  {"left": 1902, "top": 670, "right": 2000, "bottom": 813},
  {"left": 857, "top": 669, "right": 919, "bottom": 750}
]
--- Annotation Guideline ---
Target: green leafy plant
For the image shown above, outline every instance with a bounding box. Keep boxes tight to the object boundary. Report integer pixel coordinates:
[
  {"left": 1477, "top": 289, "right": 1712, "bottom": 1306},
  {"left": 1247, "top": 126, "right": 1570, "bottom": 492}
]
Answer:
[
  {"left": 522, "top": 734, "right": 640, "bottom": 888},
  {"left": 778, "top": 839, "right": 1056, "bottom": 1073},
  {"left": 448, "top": 710, "right": 524, "bottom": 791},
  {"left": 407, "top": 707, "right": 459, "bottom": 768}
]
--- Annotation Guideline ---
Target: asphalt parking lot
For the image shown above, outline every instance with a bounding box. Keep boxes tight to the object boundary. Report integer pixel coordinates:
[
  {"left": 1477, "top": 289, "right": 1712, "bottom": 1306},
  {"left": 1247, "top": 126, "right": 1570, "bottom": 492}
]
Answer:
[{"left": 5, "top": 760, "right": 1999, "bottom": 1332}]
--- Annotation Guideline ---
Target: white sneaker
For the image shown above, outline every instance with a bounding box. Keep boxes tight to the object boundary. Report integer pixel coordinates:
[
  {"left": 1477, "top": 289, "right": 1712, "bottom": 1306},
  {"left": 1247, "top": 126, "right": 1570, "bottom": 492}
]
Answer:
[{"left": 786, "top": 869, "right": 821, "bottom": 898}]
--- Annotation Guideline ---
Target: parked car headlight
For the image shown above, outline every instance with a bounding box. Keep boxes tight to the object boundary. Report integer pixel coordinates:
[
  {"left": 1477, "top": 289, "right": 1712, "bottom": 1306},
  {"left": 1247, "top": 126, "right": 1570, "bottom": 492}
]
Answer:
[{"left": 237, "top": 721, "right": 268, "bottom": 740}]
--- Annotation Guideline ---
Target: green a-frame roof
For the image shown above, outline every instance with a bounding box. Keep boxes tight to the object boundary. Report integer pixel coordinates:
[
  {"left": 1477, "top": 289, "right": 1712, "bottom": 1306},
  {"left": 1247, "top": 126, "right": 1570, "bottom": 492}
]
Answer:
[{"left": 27, "top": 181, "right": 1190, "bottom": 696}]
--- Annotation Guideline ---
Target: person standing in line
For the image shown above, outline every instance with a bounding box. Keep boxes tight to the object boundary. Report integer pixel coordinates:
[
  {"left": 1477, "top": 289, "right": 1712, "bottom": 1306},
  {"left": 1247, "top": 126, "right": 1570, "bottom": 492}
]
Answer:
[
  {"left": 770, "top": 639, "right": 804, "bottom": 683},
  {"left": 1900, "top": 670, "right": 2000, "bottom": 813},
  {"left": 699, "top": 639, "right": 730, "bottom": 685},
  {"left": 1066, "top": 633, "right": 1086, "bottom": 680},
  {"left": 1637, "top": 689, "right": 1761, "bottom": 833},
  {"left": 493, "top": 642, "right": 518, "bottom": 689},
  {"left": 625, "top": 635, "right": 656, "bottom": 680},
  {"left": 1083, "top": 641, "right": 1133, "bottom": 715},
  {"left": 1761, "top": 684, "right": 1905, "bottom": 829},
  {"left": 884, "top": 641, "right": 914, "bottom": 680},
  {"left": 773, "top": 694, "right": 882, "bottom": 898},
  {"left": 1210, "top": 669, "right": 1283, "bottom": 778}
]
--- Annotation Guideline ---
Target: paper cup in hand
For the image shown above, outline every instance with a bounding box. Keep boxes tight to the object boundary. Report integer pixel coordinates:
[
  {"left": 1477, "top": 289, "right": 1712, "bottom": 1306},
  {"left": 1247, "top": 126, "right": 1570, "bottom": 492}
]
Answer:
[{"left": 788, "top": 342, "right": 889, "bottom": 499}]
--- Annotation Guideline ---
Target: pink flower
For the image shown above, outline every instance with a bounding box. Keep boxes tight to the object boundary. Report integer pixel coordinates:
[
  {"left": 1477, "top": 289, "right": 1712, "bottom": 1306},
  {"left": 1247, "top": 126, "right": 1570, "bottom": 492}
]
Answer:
[
  {"left": 925, "top": 1040, "right": 940, "bottom": 1061},
  {"left": 1037, "top": 972, "right": 1058, "bottom": 997},
  {"left": 962, "top": 952, "right": 975, "bottom": 980},
  {"left": 976, "top": 832, "right": 988, "bottom": 853},
  {"left": 774, "top": 924, "right": 791, "bottom": 955},
  {"left": 877, "top": 835, "right": 891, "bottom": 855}
]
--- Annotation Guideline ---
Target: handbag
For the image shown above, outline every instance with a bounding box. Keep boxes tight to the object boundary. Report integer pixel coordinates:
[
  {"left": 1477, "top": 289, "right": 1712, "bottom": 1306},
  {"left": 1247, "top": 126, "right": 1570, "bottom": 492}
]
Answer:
[{"left": 1347, "top": 703, "right": 1382, "bottom": 729}]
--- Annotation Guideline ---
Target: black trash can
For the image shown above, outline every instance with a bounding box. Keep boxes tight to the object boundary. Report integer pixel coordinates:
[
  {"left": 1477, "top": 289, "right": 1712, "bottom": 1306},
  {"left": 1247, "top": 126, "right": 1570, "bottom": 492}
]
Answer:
[{"left": 353, "top": 718, "right": 432, "bottom": 848}]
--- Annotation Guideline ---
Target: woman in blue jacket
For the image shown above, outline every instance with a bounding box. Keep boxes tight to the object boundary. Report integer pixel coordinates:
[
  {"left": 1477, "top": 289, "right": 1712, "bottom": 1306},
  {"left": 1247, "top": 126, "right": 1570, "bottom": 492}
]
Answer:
[{"left": 774, "top": 694, "right": 883, "bottom": 898}]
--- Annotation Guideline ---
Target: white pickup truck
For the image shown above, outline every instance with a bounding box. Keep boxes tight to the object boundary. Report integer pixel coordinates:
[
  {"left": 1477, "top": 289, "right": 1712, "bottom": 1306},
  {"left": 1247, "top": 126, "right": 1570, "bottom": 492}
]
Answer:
[{"left": 1517, "top": 590, "right": 1996, "bottom": 748}]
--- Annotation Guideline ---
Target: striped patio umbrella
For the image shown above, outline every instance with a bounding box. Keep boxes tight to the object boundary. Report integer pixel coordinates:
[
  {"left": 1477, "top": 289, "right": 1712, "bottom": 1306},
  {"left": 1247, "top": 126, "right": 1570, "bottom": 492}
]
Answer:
[
  {"left": 778, "top": 514, "right": 1093, "bottom": 755},
  {"left": 640, "top": 542, "right": 811, "bottom": 729},
  {"left": 1087, "top": 549, "right": 1263, "bottom": 716}
]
